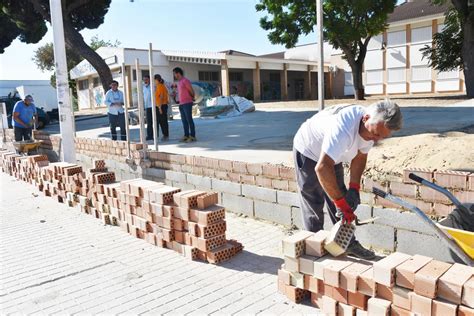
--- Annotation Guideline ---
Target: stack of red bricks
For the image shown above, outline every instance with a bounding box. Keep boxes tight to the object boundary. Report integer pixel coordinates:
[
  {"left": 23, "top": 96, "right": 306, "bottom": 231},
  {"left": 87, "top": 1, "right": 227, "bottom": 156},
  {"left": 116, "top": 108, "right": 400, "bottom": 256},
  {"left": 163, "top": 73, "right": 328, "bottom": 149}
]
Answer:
[
  {"left": 278, "top": 230, "right": 473, "bottom": 315},
  {"left": 112, "top": 179, "right": 243, "bottom": 263},
  {"left": 0, "top": 150, "right": 242, "bottom": 264}
]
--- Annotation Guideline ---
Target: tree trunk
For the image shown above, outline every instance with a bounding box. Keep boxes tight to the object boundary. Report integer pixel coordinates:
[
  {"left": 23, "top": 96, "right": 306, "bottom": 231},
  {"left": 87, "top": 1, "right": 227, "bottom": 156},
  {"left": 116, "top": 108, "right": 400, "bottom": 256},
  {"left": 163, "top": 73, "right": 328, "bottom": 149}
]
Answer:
[
  {"left": 351, "top": 63, "right": 365, "bottom": 100},
  {"left": 62, "top": 19, "right": 112, "bottom": 92},
  {"left": 462, "top": 11, "right": 474, "bottom": 98}
]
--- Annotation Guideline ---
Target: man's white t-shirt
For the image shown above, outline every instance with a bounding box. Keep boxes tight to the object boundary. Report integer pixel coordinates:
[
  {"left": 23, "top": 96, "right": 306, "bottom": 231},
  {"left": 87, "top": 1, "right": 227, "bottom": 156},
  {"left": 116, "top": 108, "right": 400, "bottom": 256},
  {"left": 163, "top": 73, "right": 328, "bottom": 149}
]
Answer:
[{"left": 293, "top": 105, "right": 374, "bottom": 164}]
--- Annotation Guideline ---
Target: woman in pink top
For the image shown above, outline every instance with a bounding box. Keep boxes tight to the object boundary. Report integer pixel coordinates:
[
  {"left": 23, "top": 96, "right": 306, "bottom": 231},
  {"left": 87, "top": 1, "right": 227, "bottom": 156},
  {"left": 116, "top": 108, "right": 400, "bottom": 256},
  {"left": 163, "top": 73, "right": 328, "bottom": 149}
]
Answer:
[{"left": 173, "top": 67, "right": 196, "bottom": 142}]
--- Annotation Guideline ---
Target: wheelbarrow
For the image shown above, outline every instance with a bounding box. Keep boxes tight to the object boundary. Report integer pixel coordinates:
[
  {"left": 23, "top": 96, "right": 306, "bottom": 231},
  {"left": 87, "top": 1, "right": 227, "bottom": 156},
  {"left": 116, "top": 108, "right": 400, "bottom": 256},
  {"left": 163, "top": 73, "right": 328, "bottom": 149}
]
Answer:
[
  {"left": 13, "top": 140, "right": 43, "bottom": 155},
  {"left": 373, "top": 173, "right": 474, "bottom": 267}
]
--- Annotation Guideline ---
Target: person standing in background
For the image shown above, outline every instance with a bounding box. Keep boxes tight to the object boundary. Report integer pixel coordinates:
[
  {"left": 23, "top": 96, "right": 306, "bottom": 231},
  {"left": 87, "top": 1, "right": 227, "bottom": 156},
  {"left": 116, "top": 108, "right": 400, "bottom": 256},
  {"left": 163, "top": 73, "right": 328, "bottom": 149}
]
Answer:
[
  {"left": 172, "top": 67, "right": 196, "bottom": 142},
  {"left": 142, "top": 75, "right": 154, "bottom": 141},
  {"left": 154, "top": 74, "right": 170, "bottom": 141},
  {"left": 12, "top": 95, "right": 37, "bottom": 141},
  {"left": 104, "top": 80, "right": 126, "bottom": 141}
]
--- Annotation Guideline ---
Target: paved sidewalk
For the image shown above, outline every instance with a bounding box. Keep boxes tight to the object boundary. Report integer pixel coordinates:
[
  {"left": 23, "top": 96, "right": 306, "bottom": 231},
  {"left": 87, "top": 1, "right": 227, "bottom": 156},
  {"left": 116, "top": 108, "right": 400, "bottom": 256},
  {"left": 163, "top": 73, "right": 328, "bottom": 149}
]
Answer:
[{"left": 0, "top": 172, "right": 320, "bottom": 315}]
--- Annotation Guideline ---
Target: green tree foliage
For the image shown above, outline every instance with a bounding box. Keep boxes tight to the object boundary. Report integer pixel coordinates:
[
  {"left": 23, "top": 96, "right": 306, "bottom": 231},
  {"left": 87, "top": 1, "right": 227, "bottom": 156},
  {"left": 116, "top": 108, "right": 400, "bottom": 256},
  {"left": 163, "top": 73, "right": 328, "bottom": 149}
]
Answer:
[
  {"left": 32, "top": 36, "right": 120, "bottom": 93},
  {"left": 421, "top": 0, "right": 473, "bottom": 97},
  {"left": 256, "top": 0, "right": 397, "bottom": 99},
  {"left": 0, "top": 0, "right": 114, "bottom": 91}
]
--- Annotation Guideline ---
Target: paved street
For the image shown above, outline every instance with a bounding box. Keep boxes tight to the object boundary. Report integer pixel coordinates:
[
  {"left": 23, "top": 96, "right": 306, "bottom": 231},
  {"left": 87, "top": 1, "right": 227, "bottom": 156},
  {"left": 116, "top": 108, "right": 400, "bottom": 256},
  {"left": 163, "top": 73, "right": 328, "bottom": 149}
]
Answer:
[
  {"left": 43, "top": 104, "right": 474, "bottom": 166},
  {"left": 0, "top": 172, "right": 319, "bottom": 315}
]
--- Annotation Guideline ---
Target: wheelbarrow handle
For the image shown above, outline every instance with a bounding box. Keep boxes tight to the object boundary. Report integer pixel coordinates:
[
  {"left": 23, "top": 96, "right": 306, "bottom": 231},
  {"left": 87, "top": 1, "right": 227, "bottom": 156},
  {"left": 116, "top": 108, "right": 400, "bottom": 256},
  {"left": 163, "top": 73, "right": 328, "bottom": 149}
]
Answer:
[
  {"left": 408, "top": 173, "right": 424, "bottom": 184},
  {"left": 372, "top": 187, "right": 474, "bottom": 266},
  {"left": 408, "top": 173, "right": 463, "bottom": 209}
]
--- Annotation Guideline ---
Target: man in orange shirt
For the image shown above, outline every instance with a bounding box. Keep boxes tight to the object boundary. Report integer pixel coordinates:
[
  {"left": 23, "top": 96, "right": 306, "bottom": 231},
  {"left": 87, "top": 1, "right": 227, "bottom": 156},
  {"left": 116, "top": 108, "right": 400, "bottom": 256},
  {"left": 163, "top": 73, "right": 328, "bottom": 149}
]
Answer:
[{"left": 154, "top": 74, "right": 170, "bottom": 141}]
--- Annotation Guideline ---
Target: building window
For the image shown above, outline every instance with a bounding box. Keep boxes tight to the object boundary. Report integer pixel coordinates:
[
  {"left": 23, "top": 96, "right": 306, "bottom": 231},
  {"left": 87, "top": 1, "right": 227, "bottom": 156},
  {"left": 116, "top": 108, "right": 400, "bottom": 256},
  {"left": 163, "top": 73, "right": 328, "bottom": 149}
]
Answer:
[
  {"left": 198, "top": 71, "right": 219, "bottom": 82},
  {"left": 92, "top": 77, "right": 100, "bottom": 88},
  {"left": 269, "top": 73, "right": 280, "bottom": 83},
  {"left": 78, "top": 79, "right": 88, "bottom": 90},
  {"left": 229, "top": 72, "right": 243, "bottom": 82},
  {"left": 132, "top": 70, "right": 150, "bottom": 81}
]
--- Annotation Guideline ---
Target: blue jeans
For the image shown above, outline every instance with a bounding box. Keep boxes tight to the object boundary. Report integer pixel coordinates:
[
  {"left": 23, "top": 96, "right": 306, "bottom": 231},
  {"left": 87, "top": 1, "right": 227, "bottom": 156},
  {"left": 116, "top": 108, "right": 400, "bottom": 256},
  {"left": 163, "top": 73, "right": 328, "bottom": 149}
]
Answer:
[{"left": 179, "top": 103, "right": 195, "bottom": 137}]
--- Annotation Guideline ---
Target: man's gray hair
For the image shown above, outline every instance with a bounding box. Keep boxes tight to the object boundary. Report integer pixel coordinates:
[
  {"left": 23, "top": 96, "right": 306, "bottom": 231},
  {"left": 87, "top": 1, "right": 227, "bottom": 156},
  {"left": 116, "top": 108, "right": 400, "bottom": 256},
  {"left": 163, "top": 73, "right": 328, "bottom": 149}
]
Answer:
[{"left": 366, "top": 99, "right": 402, "bottom": 131}]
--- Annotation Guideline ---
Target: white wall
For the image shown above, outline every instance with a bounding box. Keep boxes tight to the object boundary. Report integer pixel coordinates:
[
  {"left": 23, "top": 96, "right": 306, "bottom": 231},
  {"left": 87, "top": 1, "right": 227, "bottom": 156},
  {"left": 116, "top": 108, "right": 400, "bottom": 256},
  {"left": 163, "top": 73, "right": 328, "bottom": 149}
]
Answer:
[
  {"left": 16, "top": 85, "right": 58, "bottom": 111},
  {"left": 410, "top": 26, "right": 432, "bottom": 93},
  {"left": 284, "top": 43, "right": 332, "bottom": 63}
]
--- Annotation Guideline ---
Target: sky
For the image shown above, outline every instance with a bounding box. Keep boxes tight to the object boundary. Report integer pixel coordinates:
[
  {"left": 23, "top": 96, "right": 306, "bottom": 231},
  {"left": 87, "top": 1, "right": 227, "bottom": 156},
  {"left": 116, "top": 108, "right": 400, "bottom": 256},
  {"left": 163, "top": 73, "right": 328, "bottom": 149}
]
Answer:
[{"left": 0, "top": 0, "right": 316, "bottom": 81}]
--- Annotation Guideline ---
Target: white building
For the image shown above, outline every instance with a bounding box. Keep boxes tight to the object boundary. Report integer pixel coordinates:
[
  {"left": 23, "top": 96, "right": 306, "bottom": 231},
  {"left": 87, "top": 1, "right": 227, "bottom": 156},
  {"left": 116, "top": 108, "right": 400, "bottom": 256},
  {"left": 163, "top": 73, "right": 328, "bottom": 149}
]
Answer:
[
  {"left": 331, "top": 0, "right": 461, "bottom": 97},
  {"left": 70, "top": 47, "right": 331, "bottom": 110},
  {"left": 0, "top": 80, "right": 58, "bottom": 111}
]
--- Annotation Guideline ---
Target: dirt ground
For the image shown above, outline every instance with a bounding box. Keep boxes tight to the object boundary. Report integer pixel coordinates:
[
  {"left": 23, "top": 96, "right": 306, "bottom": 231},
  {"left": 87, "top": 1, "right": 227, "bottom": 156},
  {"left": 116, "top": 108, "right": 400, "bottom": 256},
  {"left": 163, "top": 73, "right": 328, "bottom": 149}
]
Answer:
[
  {"left": 259, "top": 94, "right": 474, "bottom": 180},
  {"left": 365, "top": 125, "right": 474, "bottom": 180}
]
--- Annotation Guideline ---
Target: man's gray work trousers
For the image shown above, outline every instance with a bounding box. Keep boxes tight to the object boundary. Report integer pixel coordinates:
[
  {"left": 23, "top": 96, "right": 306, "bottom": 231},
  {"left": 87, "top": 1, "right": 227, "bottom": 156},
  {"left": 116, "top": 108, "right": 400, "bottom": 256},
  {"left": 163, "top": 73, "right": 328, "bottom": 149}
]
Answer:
[{"left": 293, "top": 148, "right": 347, "bottom": 232}]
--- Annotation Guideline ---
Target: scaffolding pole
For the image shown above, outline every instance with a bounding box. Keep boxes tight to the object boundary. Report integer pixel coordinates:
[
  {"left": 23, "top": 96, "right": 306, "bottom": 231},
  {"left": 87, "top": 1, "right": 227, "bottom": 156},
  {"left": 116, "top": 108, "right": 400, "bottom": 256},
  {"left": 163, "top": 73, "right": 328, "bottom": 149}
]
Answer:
[{"left": 148, "top": 43, "right": 158, "bottom": 150}]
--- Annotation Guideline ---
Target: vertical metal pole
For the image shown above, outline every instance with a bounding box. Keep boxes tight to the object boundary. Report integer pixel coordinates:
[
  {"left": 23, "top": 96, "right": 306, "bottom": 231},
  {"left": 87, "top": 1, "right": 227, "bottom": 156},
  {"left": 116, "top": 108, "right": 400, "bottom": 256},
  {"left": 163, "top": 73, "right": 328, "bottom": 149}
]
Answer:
[
  {"left": 121, "top": 63, "right": 131, "bottom": 159},
  {"left": 50, "top": 0, "right": 76, "bottom": 162},
  {"left": 135, "top": 59, "right": 146, "bottom": 150},
  {"left": 148, "top": 43, "right": 158, "bottom": 150},
  {"left": 316, "top": 0, "right": 325, "bottom": 111}
]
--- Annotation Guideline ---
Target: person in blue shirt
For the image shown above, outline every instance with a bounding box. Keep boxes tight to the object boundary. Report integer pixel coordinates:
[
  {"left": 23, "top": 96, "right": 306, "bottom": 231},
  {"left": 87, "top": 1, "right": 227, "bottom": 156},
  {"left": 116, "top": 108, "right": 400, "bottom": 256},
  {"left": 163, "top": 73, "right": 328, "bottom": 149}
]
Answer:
[
  {"left": 12, "top": 95, "right": 37, "bottom": 141},
  {"left": 142, "top": 75, "right": 153, "bottom": 141},
  {"left": 104, "top": 80, "right": 126, "bottom": 141}
]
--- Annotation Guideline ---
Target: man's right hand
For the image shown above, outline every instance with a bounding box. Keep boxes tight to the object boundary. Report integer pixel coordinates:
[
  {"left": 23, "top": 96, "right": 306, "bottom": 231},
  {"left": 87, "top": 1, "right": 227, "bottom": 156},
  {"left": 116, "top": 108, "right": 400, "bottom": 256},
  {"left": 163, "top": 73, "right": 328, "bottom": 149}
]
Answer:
[{"left": 334, "top": 197, "right": 356, "bottom": 224}]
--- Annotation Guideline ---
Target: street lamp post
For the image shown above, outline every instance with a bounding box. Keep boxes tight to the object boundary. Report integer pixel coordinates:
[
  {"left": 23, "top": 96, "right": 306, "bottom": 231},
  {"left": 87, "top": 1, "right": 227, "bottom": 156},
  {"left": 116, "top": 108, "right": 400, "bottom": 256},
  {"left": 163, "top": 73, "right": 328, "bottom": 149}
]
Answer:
[
  {"left": 316, "top": 0, "right": 324, "bottom": 111},
  {"left": 49, "top": 0, "right": 76, "bottom": 162}
]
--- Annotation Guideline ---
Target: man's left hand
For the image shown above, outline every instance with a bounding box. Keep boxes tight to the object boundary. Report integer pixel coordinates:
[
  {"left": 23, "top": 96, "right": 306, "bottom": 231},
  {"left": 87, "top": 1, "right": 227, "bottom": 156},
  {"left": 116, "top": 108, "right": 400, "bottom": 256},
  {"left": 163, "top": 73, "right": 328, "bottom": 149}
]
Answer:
[{"left": 345, "top": 183, "right": 361, "bottom": 211}]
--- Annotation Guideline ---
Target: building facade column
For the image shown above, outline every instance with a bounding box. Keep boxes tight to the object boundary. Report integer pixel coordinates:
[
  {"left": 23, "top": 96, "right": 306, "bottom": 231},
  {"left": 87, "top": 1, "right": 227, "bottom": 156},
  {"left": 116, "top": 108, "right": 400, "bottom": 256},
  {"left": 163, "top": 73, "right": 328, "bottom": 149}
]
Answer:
[
  {"left": 305, "top": 65, "right": 312, "bottom": 99},
  {"left": 253, "top": 62, "right": 261, "bottom": 102},
  {"left": 431, "top": 19, "right": 438, "bottom": 93},
  {"left": 87, "top": 76, "right": 94, "bottom": 109},
  {"left": 280, "top": 63, "right": 288, "bottom": 100},
  {"left": 383, "top": 30, "right": 388, "bottom": 95},
  {"left": 221, "top": 59, "right": 230, "bottom": 96},
  {"left": 126, "top": 66, "right": 133, "bottom": 106},
  {"left": 406, "top": 24, "right": 411, "bottom": 94}
]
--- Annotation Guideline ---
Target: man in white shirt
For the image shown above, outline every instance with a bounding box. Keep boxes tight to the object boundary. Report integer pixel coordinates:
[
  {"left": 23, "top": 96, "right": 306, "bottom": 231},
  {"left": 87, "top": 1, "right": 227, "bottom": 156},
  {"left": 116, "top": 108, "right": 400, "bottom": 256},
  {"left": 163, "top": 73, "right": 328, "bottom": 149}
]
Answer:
[
  {"left": 293, "top": 99, "right": 403, "bottom": 259},
  {"left": 104, "top": 80, "right": 126, "bottom": 141},
  {"left": 142, "top": 75, "right": 154, "bottom": 141}
]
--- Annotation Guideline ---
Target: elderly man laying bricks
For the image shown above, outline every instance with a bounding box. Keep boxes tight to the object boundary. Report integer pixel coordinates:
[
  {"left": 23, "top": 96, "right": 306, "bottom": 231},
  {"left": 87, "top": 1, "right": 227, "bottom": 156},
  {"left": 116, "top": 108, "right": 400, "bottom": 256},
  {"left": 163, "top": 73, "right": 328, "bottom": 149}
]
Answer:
[{"left": 293, "top": 99, "right": 403, "bottom": 260}]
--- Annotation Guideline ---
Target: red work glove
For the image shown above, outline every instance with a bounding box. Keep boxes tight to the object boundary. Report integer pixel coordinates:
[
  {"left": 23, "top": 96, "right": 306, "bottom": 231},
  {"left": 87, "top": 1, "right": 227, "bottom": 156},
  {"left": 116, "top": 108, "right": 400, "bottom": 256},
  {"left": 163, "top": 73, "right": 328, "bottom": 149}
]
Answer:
[{"left": 334, "top": 197, "right": 356, "bottom": 224}]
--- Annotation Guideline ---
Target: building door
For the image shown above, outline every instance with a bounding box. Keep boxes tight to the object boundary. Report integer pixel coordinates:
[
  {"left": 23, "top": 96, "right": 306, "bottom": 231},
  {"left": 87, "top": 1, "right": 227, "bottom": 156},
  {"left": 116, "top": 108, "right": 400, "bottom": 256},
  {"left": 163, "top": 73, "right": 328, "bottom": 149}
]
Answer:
[{"left": 294, "top": 79, "right": 304, "bottom": 100}]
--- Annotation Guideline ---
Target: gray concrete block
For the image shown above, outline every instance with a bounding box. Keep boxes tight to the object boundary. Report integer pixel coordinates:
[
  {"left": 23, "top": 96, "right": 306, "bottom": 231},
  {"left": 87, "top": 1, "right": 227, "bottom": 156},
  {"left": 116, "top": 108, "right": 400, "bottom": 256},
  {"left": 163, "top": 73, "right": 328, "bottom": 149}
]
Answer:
[
  {"left": 186, "top": 174, "right": 212, "bottom": 189},
  {"left": 355, "top": 204, "right": 372, "bottom": 220},
  {"left": 221, "top": 193, "right": 254, "bottom": 217},
  {"left": 291, "top": 206, "right": 304, "bottom": 229},
  {"left": 164, "top": 170, "right": 186, "bottom": 183},
  {"left": 172, "top": 181, "right": 195, "bottom": 191},
  {"left": 355, "top": 224, "right": 395, "bottom": 252},
  {"left": 396, "top": 230, "right": 455, "bottom": 263},
  {"left": 144, "top": 168, "right": 166, "bottom": 179},
  {"left": 254, "top": 200, "right": 292, "bottom": 226},
  {"left": 277, "top": 190, "right": 299, "bottom": 207},
  {"left": 242, "top": 184, "right": 277, "bottom": 203},
  {"left": 373, "top": 207, "right": 434, "bottom": 235},
  {"left": 211, "top": 179, "right": 241, "bottom": 196},
  {"left": 323, "top": 209, "right": 335, "bottom": 231}
]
